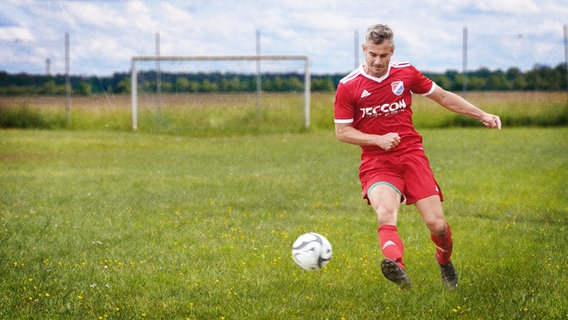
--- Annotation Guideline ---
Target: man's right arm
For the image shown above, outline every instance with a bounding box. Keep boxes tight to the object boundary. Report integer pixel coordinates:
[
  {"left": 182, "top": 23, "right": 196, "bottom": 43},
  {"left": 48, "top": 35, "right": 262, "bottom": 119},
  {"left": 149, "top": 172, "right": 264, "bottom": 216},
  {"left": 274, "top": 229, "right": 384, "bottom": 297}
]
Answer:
[{"left": 335, "top": 123, "right": 401, "bottom": 151}]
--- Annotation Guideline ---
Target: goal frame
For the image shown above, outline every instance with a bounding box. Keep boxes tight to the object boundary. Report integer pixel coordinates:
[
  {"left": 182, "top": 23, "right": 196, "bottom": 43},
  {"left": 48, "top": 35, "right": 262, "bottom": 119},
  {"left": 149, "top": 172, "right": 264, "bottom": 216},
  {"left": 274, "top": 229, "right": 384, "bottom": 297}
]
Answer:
[{"left": 130, "top": 55, "right": 311, "bottom": 130}]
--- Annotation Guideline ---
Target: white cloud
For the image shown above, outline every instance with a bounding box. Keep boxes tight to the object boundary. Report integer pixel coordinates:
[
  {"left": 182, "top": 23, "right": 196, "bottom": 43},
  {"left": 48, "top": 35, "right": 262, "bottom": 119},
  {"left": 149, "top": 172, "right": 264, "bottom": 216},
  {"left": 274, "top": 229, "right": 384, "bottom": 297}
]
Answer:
[
  {"left": 474, "top": 0, "right": 540, "bottom": 14},
  {"left": 0, "top": 26, "right": 34, "bottom": 42},
  {"left": 0, "top": 0, "right": 565, "bottom": 75}
]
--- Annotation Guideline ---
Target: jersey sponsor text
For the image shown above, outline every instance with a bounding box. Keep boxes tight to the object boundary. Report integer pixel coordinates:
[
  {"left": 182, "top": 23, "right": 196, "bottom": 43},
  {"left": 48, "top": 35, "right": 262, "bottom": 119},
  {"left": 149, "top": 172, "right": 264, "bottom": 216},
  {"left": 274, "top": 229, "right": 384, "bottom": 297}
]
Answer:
[{"left": 360, "top": 99, "right": 407, "bottom": 118}]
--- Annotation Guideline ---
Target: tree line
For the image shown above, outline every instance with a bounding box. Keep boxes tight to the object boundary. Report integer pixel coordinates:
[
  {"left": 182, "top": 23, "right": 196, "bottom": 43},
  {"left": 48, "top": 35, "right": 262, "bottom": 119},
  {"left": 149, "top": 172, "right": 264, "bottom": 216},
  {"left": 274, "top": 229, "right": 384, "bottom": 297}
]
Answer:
[{"left": 0, "top": 63, "right": 566, "bottom": 96}]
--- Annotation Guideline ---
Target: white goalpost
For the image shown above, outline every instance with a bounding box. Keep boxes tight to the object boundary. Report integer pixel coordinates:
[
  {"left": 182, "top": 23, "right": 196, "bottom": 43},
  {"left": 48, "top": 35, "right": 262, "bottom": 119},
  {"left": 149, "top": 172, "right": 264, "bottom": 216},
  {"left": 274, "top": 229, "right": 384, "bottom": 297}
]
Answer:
[{"left": 130, "top": 55, "right": 311, "bottom": 130}]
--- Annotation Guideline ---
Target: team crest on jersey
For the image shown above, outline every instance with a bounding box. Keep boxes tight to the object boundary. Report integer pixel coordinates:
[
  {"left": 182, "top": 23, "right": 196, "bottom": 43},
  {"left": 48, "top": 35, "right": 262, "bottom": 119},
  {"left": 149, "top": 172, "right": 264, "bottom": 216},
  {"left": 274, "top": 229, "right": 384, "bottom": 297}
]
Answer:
[{"left": 391, "top": 81, "right": 404, "bottom": 96}]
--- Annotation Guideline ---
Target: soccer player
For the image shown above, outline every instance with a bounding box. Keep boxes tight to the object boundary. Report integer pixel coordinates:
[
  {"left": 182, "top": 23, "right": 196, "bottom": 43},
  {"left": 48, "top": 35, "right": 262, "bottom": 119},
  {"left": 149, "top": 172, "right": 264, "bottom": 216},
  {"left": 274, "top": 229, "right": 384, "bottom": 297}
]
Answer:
[{"left": 334, "top": 24, "right": 501, "bottom": 290}]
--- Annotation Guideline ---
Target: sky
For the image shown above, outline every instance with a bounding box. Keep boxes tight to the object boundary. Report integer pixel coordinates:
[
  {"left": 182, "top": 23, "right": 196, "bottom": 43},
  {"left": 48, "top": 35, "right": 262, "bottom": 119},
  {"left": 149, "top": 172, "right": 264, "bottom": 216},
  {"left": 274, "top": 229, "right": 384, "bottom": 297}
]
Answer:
[{"left": 1, "top": 0, "right": 567, "bottom": 76}]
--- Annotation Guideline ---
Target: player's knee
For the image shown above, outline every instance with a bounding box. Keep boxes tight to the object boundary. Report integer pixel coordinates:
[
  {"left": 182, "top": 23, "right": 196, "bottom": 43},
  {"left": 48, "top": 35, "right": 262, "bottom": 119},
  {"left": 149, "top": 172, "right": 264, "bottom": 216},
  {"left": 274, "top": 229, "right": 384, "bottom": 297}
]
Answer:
[
  {"left": 427, "top": 219, "right": 447, "bottom": 236},
  {"left": 376, "top": 206, "right": 397, "bottom": 225}
]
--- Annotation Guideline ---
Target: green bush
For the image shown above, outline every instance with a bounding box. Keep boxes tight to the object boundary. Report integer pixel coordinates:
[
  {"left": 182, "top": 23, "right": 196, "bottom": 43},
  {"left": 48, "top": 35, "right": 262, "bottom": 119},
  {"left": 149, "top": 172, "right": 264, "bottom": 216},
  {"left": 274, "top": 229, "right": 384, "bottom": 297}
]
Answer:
[{"left": 0, "top": 104, "right": 65, "bottom": 129}]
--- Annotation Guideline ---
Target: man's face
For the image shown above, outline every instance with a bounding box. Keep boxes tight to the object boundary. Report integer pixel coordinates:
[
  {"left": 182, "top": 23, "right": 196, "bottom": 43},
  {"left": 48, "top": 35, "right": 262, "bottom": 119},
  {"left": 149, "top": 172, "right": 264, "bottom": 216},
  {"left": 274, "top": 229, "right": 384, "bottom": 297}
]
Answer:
[{"left": 362, "top": 40, "right": 394, "bottom": 78}]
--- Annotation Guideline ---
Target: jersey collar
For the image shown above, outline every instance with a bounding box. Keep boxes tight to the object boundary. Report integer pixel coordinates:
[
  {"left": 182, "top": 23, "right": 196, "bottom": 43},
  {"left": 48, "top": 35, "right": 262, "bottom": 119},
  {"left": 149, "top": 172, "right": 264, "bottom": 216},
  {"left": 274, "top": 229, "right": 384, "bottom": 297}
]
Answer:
[{"left": 361, "top": 63, "right": 391, "bottom": 83}]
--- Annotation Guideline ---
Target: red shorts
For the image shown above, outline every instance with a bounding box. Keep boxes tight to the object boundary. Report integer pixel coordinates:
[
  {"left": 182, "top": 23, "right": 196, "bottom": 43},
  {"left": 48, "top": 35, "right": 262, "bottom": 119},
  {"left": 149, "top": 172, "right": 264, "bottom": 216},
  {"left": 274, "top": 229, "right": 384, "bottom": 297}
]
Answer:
[{"left": 359, "top": 148, "right": 443, "bottom": 205}]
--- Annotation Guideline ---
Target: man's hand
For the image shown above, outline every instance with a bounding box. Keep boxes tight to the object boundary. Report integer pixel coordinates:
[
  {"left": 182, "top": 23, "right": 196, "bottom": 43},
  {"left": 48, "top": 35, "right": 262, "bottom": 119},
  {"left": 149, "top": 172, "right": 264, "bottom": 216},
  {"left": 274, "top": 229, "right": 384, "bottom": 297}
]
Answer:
[
  {"left": 377, "top": 132, "right": 401, "bottom": 151},
  {"left": 480, "top": 113, "right": 502, "bottom": 130},
  {"left": 335, "top": 124, "right": 402, "bottom": 150}
]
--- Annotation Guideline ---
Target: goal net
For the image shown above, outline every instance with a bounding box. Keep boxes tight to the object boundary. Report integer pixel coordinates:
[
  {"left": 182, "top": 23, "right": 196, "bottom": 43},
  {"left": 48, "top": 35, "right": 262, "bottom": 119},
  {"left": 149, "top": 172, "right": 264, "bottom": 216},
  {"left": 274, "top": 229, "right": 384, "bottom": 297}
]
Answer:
[{"left": 130, "top": 55, "right": 311, "bottom": 131}]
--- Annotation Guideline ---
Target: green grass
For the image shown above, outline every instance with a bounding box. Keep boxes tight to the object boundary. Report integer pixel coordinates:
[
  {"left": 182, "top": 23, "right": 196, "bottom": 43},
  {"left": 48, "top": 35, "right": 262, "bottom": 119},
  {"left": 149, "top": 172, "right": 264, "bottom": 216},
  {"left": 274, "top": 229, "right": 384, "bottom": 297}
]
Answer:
[
  {"left": 1, "top": 91, "right": 567, "bottom": 133},
  {"left": 1, "top": 127, "right": 566, "bottom": 319}
]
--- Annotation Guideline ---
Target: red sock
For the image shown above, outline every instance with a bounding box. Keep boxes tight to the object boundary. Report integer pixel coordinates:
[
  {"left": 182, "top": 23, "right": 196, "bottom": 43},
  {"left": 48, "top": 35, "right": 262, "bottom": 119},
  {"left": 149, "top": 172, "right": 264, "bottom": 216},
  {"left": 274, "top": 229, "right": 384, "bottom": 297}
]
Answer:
[
  {"left": 378, "top": 225, "right": 405, "bottom": 269},
  {"left": 430, "top": 222, "right": 453, "bottom": 265}
]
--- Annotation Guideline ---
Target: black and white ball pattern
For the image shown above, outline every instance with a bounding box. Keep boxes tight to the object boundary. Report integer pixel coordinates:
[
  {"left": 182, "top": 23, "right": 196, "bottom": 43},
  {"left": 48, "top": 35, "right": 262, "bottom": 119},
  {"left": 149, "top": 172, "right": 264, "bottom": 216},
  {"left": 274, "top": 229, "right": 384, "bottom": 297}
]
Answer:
[{"left": 292, "top": 232, "right": 332, "bottom": 271}]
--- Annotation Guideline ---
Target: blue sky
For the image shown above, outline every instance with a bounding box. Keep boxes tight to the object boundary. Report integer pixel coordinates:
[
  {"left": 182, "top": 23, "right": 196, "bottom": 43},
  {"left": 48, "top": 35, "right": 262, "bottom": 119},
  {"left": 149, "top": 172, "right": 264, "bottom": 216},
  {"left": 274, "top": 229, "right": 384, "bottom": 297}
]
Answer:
[{"left": 1, "top": 0, "right": 567, "bottom": 76}]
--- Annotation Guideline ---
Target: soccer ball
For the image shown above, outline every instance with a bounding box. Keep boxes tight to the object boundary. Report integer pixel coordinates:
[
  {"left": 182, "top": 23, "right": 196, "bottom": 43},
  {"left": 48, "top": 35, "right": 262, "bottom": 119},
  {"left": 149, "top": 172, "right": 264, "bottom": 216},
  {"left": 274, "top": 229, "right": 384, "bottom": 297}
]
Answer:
[{"left": 291, "top": 232, "right": 332, "bottom": 271}]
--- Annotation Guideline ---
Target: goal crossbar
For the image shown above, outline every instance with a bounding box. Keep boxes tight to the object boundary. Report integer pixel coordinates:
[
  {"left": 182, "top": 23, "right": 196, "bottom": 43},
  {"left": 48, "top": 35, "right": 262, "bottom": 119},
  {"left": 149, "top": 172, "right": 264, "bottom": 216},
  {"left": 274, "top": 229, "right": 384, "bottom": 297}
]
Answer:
[{"left": 130, "top": 55, "right": 311, "bottom": 130}]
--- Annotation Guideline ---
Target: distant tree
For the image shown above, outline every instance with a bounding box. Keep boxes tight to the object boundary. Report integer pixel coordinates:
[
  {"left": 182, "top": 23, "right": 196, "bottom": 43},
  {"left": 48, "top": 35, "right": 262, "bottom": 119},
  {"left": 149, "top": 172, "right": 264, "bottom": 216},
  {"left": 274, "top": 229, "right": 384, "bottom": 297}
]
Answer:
[
  {"left": 201, "top": 79, "right": 218, "bottom": 92},
  {"left": 271, "top": 76, "right": 285, "bottom": 91},
  {"left": 287, "top": 76, "right": 304, "bottom": 91},
  {"left": 486, "top": 70, "right": 509, "bottom": 90},
  {"left": 1, "top": 63, "right": 566, "bottom": 94},
  {"left": 161, "top": 82, "right": 173, "bottom": 93},
  {"left": 555, "top": 63, "right": 567, "bottom": 91},
  {"left": 220, "top": 77, "right": 244, "bottom": 92},
  {"left": 427, "top": 74, "right": 453, "bottom": 91},
  {"left": 188, "top": 80, "right": 200, "bottom": 92},
  {"left": 506, "top": 67, "right": 527, "bottom": 90},
  {"left": 472, "top": 67, "right": 492, "bottom": 79},
  {"left": 41, "top": 80, "right": 64, "bottom": 95},
  {"left": 114, "top": 78, "right": 130, "bottom": 94},
  {"left": 77, "top": 81, "right": 93, "bottom": 96},
  {"left": 525, "top": 64, "right": 563, "bottom": 91},
  {"left": 311, "top": 77, "right": 334, "bottom": 91},
  {"left": 175, "top": 77, "right": 191, "bottom": 91},
  {"left": 467, "top": 76, "right": 487, "bottom": 91}
]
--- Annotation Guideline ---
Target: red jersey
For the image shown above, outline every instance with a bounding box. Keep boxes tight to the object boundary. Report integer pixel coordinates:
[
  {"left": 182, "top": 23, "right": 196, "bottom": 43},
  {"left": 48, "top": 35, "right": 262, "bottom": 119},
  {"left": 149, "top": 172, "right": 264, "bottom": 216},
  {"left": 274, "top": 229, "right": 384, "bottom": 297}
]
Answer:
[{"left": 334, "top": 61, "right": 436, "bottom": 155}]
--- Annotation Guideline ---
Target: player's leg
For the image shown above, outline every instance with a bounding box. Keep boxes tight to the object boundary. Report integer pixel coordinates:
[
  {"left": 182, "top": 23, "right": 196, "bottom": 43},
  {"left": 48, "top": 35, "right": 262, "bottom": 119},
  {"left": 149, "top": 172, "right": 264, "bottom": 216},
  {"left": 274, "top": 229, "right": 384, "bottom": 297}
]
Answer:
[
  {"left": 368, "top": 183, "right": 411, "bottom": 289},
  {"left": 415, "top": 195, "right": 458, "bottom": 290},
  {"left": 368, "top": 183, "right": 403, "bottom": 263},
  {"left": 415, "top": 195, "right": 447, "bottom": 236},
  {"left": 402, "top": 150, "right": 458, "bottom": 289},
  {"left": 415, "top": 195, "right": 452, "bottom": 261}
]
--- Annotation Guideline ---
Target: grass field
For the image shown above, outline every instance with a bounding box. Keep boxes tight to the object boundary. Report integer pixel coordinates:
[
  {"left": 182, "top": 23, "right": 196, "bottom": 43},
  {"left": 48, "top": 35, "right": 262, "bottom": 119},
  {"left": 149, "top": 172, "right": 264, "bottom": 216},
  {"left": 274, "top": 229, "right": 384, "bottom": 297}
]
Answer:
[
  {"left": 1, "top": 91, "right": 567, "bottom": 132},
  {"left": 1, "top": 125, "right": 567, "bottom": 319},
  {"left": 1, "top": 92, "right": 567, "bottom": 318}
]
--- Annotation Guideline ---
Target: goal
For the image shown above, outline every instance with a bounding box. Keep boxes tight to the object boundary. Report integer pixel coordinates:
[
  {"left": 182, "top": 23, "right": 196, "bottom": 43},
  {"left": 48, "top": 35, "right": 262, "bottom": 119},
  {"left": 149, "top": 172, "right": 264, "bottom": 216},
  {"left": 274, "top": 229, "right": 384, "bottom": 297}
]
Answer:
[{"left": 130, "top": 55, "right": 311, "bottom": 130}]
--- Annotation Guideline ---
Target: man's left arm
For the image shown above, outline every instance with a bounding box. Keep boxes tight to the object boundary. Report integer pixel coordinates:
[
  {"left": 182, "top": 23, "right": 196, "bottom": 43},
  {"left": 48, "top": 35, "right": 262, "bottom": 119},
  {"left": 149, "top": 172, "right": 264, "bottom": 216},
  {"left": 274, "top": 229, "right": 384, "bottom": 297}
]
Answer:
[{"left": 427, "top": 86, "right": 502, "bottom": 130}]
